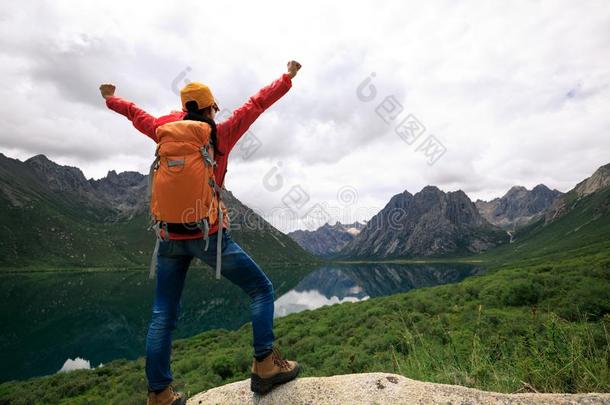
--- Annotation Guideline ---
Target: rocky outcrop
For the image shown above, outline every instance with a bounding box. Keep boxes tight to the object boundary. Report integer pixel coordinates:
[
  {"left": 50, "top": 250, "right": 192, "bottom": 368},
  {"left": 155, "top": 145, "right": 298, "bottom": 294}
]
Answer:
[
  {"left": 22, "top": 154, "right": 144, "bottom": 218},
  {"left": 25, "top": 154, "right": 95, "bottom": 195},
  {"left": 288, "top": 221, "right": 365, "bottom": 257},
  {"left": 186, "top": 373, "right": 610, "bottom": 404},
  {"left": 572, "top": 163, "right": 610, "bottom": 197},
  {"left": 338, "top": 186, "right": 508, "bottom": 259},
  {"left": 545, "top": 163, "right": 610, "bottom": 223},
  {"left": 476, "top": 184, "right": 563, "bottom": 230},
  {"left": 89, "top": 170, "right": 148, "bottom": 219}
]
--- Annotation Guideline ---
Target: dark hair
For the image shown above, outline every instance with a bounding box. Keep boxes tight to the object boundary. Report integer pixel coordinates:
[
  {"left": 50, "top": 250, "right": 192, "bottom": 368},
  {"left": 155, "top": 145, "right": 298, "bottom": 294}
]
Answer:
[{"left": 183, "top": 101, "right": 224, "bottom": 156}]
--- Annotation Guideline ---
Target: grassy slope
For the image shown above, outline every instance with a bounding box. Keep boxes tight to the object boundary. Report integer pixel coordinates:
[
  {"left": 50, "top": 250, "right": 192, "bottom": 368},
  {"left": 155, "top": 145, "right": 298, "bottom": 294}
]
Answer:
[
  {"left": 0, "top": 195, "right": 317, "bottom": 271},
  {"left": 0, "top": 199, "right": 317, "bottom": 270},
  {"left": 0, "top": 196, "right": 153, "bottom": 269},
  {"left": 477, "top": 186, "right": 610, "bottom": 265},
  {"left": 1, "top": 183, "right": 608, "bottom": 403},
  {"left": 0, "top": 155, "right": 132, "bottom": 268},
  {"left": 0, "top": 250, "right": 607, "bottom": 404}
]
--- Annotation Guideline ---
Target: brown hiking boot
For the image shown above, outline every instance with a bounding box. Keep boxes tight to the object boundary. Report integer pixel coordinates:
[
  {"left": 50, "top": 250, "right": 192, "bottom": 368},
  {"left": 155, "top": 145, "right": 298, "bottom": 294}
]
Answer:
[
  {"left": 250, "top": 347, "right": 301, "bottom": 394},
  {"left": 146, "top": 384, "right": 187, "bottom": 405}
]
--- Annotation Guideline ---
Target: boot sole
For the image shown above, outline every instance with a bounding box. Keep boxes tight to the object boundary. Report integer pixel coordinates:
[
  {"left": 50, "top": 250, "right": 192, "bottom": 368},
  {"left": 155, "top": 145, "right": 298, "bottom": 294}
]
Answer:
[{"left": 250, "top": 363, "right": 301, "bottom": 394}]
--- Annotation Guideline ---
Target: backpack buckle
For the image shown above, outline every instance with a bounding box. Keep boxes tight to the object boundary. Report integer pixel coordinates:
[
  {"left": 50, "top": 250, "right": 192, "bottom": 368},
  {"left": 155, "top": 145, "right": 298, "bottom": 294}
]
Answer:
[
  {"left": 200, "top": 145, "right": 216, "bottom": 167},
  {"left": 151, "top": 221, "right": 169, "bottom": 242}
]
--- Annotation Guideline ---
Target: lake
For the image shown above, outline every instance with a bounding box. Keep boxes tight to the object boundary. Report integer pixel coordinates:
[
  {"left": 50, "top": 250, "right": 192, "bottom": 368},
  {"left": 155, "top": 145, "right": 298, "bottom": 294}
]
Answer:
[
  {"left": 274, "top": 262, "right": 487, "bottom": 316},
  {"left": 0, "top": 262, "right": 485, "bottom": 382}
]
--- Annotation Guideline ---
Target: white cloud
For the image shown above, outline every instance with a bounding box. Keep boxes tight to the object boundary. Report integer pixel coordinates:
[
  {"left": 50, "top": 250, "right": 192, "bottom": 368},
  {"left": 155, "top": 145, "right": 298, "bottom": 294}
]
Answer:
[{"left": 1, "top": 0, "right": 609, "bottom": 232}]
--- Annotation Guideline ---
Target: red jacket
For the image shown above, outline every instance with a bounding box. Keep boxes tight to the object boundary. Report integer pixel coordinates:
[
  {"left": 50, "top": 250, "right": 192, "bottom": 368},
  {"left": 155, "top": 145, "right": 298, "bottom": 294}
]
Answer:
[{"left": 106, "top": 73, "right": 293, "bottom": 239}]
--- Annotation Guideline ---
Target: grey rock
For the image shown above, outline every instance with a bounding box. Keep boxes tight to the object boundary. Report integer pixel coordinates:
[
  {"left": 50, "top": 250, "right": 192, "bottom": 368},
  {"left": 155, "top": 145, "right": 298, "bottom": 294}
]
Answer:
[
  {"left": 89, "top": 170, "right": 148, "bottom": 219},
  {"left": 338, "top": 186, "right": 508, "bottom": 259},
  {"left": 25, "top": 154, "right": 94, "bottom": 195},
  {"left": 288, "top": 221, "right": 365, "bottom": 257},
  {"left": 573, "top": 163, "right": 610, "bottom": 197},
  {"left": 186, "top": 373, "right": 610, "bottom": 405},
  {"left": 476, "top": 184, "right": 563, "bottom": 230},
  {"left": 546, "top": 163, "right": 610, "bottom": 223}
]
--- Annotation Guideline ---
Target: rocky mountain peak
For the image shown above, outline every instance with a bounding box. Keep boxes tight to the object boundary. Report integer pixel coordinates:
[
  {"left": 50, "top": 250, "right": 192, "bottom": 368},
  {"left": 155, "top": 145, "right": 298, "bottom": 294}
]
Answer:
[
  {"left": 545, "top": 162, "right": 610, "bottom": 223},
  {"left": 388, "top": 189, "right": 413, "bottom": 203},
  {"left": 25, "top": 154, "right": 93, "bottom": 194},
  {"left": 476, "top": 184, "right": 563, "bottom": 230},
  {"left": 288, "top": 220, "right": 366, "bottom": 258},
  {"left": 505, "top": 185, "right": 528, "bottom": 197},
  {"left": 531, "top": 184, "right": 550, "bottom": 192},
  {"left": 421, "top": 185, "right": 441, "bottom": 192},
  {"left": 573, "top": 163, "right": 610, "bottom": 197},
  {"left": 25, "top": 153, "right": 51, "bottom": 164},
  {"left": 94, "top": 170, "right": 147, "bottom": 188},
  {"left": 338, "top": 186, "right": 507, "bottom": 259}
]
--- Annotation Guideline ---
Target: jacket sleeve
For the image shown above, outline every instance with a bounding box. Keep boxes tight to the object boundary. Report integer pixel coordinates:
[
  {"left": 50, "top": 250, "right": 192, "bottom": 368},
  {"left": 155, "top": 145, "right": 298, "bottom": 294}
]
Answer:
[
  {"left": 105, "top": 96, "right": 159, "bottom": 142},
  {"left": 217, "top": 73, "right": 292, "bottom": 152}
]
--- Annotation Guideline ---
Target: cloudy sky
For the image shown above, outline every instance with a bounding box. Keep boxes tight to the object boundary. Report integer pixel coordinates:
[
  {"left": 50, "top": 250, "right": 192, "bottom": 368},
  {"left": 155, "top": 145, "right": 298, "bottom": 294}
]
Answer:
[{"left": 1, "top": 0, "right": 609, "bottom": 232}]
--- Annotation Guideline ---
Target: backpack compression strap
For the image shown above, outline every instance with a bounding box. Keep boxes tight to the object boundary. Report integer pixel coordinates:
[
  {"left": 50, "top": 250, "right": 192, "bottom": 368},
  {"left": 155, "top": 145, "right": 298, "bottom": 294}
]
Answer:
[
  {"left": 147, "top": 151, "right": 162, "bottom": 280},
  {"left": 148, "top": 221, "right": 169, "bottom": 280},
  {"left": 209, "top": 178, "right": 224, "bottom": 280},
  {"left": 199, "top": 142, "right": 224, "bottom": 280}
]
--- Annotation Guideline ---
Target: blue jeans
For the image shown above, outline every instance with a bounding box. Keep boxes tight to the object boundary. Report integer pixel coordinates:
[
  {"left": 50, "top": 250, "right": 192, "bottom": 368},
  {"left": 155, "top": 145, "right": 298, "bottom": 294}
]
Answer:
[{"left": 145, "top": 230, "right": 275, "bottom": 391}]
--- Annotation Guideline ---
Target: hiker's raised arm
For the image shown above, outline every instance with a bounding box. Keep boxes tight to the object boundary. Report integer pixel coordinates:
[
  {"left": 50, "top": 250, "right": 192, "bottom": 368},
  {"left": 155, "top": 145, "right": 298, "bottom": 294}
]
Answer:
[
  {"left": 218, "top": 60, "right": 301, "bottom": 151},
  {"left": 100, "top": 83, "right": 159, "bottom": 142}
]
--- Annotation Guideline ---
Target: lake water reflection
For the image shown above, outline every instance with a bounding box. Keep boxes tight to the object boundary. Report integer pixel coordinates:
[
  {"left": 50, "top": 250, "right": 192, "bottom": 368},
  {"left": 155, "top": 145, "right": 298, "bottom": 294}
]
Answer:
[
  {"left": 0, "top": 262, "right": 485, "bottom": 382},
  {"left": 274, "top": 263, "right": 486, "bottom": 317}
]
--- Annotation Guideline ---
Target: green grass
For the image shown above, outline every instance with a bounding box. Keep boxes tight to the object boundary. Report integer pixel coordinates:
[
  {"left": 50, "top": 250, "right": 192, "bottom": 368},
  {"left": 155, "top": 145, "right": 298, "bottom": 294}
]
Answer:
[{"left": 1, "top": 248, "right": 608, "bottom": 404}]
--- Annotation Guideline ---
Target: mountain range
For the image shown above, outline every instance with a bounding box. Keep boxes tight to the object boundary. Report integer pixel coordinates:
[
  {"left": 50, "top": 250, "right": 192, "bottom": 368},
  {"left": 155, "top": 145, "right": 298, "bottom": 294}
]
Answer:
[
  {"left": 288, "top": 221, "right": 365, "bottom": 257},
  {"left": 475, "top": 185, "right": 563, "bottom": 230},
  {"left": 288, "top": 163, "right": 609, "bottom": 260},
  {"left": 485, "top": 163, "right": 610, "bottom": 262},
  {"left": 336, "top": 186, "right": 509, "bottom": 259},
  {"left": 1, "top": 152, "right": 608, "bottom": 266},
  {"left": 0, "top": 153, "right": 313, "bottom": 268}
]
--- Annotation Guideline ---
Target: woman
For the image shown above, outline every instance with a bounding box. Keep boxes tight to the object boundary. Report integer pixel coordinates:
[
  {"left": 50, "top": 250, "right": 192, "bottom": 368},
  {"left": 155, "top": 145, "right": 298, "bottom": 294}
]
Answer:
[{"left": 99, "top": 60, "right": 302, "bottom": 405}]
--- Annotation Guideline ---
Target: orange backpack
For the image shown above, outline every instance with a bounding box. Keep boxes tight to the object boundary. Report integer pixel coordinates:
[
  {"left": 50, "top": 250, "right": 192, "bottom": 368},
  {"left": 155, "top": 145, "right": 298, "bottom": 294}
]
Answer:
[{"left": 146, "top": 120, "right": 225, "bottom": 280}]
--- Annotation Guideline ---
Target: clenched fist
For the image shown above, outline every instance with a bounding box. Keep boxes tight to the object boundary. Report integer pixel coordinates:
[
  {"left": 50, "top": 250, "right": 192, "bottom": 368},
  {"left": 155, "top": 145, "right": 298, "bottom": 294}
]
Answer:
[
  {"left": 99, "top": 83, "right": 116, "bottom": 100},
  {"left": 287, "top": 60, "right": 302, "bottom": 79}
]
